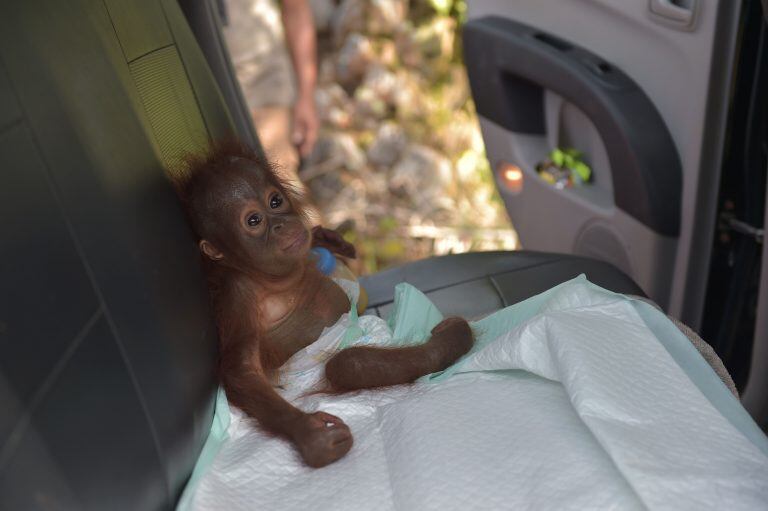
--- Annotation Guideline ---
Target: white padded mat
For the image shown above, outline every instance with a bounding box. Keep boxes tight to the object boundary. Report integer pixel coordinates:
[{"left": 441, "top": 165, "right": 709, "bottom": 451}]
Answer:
[{"left": 184, "top": 279, "right": 768, "bottom": 510}]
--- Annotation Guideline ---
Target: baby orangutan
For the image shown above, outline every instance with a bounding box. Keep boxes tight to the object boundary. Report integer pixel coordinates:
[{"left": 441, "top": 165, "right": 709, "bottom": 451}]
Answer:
[{"left": 175, "top": 143, "right": 474, "bottom": 468}]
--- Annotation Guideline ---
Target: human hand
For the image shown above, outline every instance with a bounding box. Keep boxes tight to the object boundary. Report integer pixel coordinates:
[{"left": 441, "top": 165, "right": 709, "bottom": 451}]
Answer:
[
  {"left": 288, "top": 411, "right": 353, "bottom": 468},
  {"left": 291, "top": 93, "right": 319, "bottom": 158}
]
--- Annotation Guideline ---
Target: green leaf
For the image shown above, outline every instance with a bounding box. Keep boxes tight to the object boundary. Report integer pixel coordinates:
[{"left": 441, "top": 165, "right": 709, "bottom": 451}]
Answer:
[
  {"left": 572, "top": 161, "right": 592, "bottom": 182},
  {"left": 551, "top": 148, "right": 565, "bottom": 167},
  {"left": 428, "top": 0, "right": 453, "bottom": 15}
]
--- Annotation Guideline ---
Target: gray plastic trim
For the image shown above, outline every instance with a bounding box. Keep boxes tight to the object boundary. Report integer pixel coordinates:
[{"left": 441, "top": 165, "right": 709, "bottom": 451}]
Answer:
[
  {"left": 675, "top": 0, "right": 742, "bottom": 328},
  {"left": 648, "top": 0, "right": 701, "bottom": 31},
  {"left": 464, "top": 16, "right": 682, "bottom": 236},
  {"left": 741, "top": 164, "right": 768, "bottom": 431}
]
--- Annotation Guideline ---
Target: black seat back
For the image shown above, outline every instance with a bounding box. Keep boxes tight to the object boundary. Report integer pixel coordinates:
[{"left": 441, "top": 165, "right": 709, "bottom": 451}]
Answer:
[{"left": 0, "top": 1, "right": 230, "bottom": 508}]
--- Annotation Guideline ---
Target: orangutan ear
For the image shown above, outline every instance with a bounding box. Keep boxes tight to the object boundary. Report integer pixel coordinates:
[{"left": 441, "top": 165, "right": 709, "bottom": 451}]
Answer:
[{"left": 199, "top": 239, "right": 224, "bottom": 261}]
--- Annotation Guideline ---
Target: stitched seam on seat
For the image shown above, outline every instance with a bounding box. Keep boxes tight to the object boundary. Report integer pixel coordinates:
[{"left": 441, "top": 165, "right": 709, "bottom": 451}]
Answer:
[
  {"left": 0, "top": 308, "right": 103, "bottom": 471},
  {"left": 367, "top": 257, "right": 574, "bottom": 308},
  {"left": 489, "top": 275, "right": 508, "bottom": 308}
]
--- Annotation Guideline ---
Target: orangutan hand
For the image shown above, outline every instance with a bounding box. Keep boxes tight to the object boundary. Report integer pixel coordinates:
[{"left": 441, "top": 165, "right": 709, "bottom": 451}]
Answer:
[
  {"left": 288, "top": 411, "right": 353, "bottom": 468},
  {"left": 311, "top": 225, "right": 357, "bottom": 259}
]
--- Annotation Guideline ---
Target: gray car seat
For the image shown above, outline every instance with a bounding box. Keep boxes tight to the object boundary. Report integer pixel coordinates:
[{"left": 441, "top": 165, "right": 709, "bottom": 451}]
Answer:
[{"left": 0, "top": 1, "right": 642, "bottom": 510}]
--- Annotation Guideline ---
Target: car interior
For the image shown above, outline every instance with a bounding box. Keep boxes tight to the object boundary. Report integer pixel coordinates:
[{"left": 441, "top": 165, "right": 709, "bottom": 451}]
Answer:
[{"left": 1, "top": 0, "right": 766, "bottom": 509}]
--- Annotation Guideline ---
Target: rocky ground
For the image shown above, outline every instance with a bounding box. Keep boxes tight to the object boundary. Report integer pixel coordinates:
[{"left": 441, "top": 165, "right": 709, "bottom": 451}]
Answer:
[{"left": 305, "top": 0, "right": 518, "bottom": 274}]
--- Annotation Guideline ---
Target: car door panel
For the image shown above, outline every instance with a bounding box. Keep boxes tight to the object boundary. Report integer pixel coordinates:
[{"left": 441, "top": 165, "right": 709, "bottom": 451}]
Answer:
[
  {"left": 464, "top": 16, "right": 682, "bottom": 306},
  {"left": 465, "top": 0, "right": 742, "bottom": 320}
]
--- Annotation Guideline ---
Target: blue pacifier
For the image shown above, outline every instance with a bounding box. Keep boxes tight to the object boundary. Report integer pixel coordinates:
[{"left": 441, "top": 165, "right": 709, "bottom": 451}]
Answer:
[{"left": 311, "top": 247, "right": 337, "bottom": 275}]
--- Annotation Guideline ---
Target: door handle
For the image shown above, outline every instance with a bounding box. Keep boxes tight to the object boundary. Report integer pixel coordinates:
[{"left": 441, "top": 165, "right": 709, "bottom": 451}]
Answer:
[
  {"left": 649, "top": 0, "right": 698, "bottom": 29},
  {"left": 463, "top": 17, "right": 683, "bottom": 236}
]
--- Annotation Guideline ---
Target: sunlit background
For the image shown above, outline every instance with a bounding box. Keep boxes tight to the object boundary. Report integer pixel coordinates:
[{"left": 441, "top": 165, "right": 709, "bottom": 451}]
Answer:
[{"left": 230, "top": 0, "right": 518, "bottom": 274}]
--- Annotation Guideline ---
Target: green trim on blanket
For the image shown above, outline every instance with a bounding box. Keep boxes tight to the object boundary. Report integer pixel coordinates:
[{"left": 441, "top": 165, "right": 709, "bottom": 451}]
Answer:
[
  {"left": 388, "top": 280, "right": 445, "bottom": 346},
  {"left": 177, "top": 387, "right": 231, "bottom": 510},
  {"left": 629, "top": 300, "right": 768, "bottom": 457}
]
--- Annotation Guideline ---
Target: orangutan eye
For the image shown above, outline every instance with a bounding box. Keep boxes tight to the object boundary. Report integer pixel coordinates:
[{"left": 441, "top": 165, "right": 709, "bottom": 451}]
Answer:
[
  {"left": 269, "top": 193, "right": 284, "bottom": 209},
  {"left": 246, "top": 213, "right": 262, "bottom": 227}
]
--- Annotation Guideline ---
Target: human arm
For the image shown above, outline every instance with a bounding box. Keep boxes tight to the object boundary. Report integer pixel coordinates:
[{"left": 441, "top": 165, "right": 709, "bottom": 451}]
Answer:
[{"left": 281, "top": 0, "right": 319, "bottom": 157}]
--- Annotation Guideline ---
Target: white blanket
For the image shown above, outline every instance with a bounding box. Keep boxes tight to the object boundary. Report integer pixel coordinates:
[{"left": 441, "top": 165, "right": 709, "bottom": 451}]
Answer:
[{"left": 182, "top": 278, "right": 768, "bottom": 510}]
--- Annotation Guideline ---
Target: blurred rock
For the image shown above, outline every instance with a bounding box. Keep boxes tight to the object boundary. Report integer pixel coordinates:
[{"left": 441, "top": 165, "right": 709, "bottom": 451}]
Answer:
[
  {"left": 307, "top": 170, "right": 345, "bottom": 204},
  {"left": 442, "top": 66, "right": 471, "bottom": 109},
  {"left": 335, "top": 33, "right": 374, "bottom": 87},
  {"left": 353, "top": 85, "right": 388, "bottom": 127},
  {"left": 316, "top": 83, "right": 353, "bottom": 129},
  {"left": 367, "top": 0, "right": 407, "bottom": 36},
  {"left": 322, "top": 177, "right": 369, "bottom": 225},
  {"left": 308, "top": 0, "right": 335, "bottom": 34},
  {"left": 362, "top": 169, "right": 390, "bottom": 197},
  {"left": 305, "top": 132, "right": 366, "bottom": 176},
  {"left": 423, "top": 16, "right": 456, "bottom": 61},
  {"left": 394, "top": 22, "right": 421, "bottom": 68},
  {"left": 396, "top": 16, "right": 456, "bottom": 71},
  {"left": 376, "top": 39, "right": 398, "bottom": 67},
  {"left": 367, "top": 122, "right": 407, "bottom": 167},
  {"left": 455, "top": 149, "right": 483, "bottom": 184},
  {"left": 318, "top": 55, "right": 337, "bottom": 83},
  {"left": 361, "top": 64, "right": 398, "bottom": 105},
  {"left": 332, "top": 0, "right": 366, "bottom": 45},
  {"left": 326, "top": 107, "right": 353, "bottom": 130},
  {"left": 434, "top": 115, "right": 476, "bottom": 158},
  {"left": 334, "top": 218, "right": 357, "bottom": 234},
  {"left": 389, "top": 144, "right": 453, "bottom": 207},
  {"left": 391, "top": 71, "right": 425, "bottom": 119}
]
